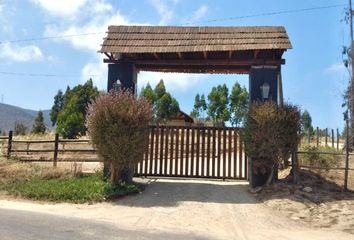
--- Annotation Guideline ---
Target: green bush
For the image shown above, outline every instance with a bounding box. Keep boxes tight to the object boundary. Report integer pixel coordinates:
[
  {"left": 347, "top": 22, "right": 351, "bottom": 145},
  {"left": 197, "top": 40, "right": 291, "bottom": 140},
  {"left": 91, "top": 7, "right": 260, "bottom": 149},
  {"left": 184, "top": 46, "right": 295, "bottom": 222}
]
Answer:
[
  {"left": 244, "top": 102, "right": 301, "bottom": 176},
  {"left": 298, "top": 145, "right": 341, "bottom": 172},
  {"left": 86, "top": 90, "right": 152, "bottom": 185}
]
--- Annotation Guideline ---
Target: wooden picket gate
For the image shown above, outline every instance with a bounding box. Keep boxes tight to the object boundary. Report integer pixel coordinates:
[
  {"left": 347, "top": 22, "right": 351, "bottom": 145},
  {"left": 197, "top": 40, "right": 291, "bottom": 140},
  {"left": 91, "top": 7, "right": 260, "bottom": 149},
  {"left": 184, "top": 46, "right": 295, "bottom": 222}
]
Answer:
[{"left": 135, "top": 125, "right": 248, "bottom": 180}]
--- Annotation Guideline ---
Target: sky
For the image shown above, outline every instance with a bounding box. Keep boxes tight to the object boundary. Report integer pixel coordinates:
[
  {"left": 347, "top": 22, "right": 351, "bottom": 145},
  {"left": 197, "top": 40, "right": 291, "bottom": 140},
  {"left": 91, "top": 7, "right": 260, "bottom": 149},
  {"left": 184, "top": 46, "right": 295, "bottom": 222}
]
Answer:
[{"left": 0, "top": 0, "right": 350, "bottom": 130}]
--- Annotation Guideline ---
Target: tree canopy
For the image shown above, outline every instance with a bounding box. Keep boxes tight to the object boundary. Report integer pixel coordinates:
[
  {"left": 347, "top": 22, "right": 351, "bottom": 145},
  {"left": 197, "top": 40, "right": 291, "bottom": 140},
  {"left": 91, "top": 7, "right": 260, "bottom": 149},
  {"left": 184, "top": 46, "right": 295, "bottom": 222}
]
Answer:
[
  {"left": 51, "top": 79, "right": 99, "bottom": 138},
  {"left": 207, "top": 84, "right": 230, "bottom": 126},
  {"left": 32, "top": 111, "right": 46, "bottom": 134},
  {"left": 229, "top": 82, "right": 249, "bottom": 127}
]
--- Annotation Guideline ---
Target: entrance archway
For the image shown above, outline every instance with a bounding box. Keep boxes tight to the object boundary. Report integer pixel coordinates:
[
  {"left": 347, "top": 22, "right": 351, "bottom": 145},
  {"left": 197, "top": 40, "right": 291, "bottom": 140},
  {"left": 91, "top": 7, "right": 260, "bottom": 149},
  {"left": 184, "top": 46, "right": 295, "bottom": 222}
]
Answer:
[{"left": 99, "top": 25, "right": 292, "bottom": 181}]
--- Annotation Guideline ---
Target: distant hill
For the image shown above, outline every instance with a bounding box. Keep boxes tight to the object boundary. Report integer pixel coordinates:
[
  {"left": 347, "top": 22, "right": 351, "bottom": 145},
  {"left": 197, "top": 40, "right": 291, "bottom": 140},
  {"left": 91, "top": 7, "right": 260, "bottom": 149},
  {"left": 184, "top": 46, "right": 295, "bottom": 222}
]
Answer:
[{"left": 0, "top": 103, "right": 52, "bottom": 133}]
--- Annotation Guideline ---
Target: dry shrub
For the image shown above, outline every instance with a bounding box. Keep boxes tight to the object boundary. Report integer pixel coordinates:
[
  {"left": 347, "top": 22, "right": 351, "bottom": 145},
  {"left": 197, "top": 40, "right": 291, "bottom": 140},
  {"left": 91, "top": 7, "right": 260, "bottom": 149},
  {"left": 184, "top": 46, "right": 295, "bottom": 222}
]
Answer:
[
  {"left": 86, "top": 90, "right": 152, "bottom": 185},
  {"left": 244, "top": 102, "right": 301, "bottom": 178}
]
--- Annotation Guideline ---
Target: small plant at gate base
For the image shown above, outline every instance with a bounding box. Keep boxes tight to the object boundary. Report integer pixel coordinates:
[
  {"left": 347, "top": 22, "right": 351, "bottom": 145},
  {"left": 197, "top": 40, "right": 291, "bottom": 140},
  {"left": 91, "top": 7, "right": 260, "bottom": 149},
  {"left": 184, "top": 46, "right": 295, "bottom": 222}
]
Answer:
[
  {"left": 244, "top": 102, "right": 301, "bottom": 184},
  {"left": 86, "top": 90, "right": 152, "bottom": 185}
]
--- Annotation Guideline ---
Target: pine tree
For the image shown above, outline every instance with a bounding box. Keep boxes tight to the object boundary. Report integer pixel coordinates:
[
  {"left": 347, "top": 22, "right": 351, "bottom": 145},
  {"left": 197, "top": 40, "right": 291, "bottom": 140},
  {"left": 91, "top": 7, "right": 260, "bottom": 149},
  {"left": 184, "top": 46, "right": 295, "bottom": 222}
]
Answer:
[{"left": 32, "top": 111, "right": 46, "bottom": 134}]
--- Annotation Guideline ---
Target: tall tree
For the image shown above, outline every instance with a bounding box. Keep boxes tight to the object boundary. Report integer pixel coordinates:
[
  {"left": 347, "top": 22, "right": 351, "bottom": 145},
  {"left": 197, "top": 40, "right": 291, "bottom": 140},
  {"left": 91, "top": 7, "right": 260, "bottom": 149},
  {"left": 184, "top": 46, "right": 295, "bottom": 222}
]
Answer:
[
  {"left": 141, "top": 80, "right": 180, "bottom": 123},
  {"left": 207, "top": 84, "right": 230, "bottom": 126},
  {"left": 54, "top": 79, "right": 99, "bottom": 138},
  {"left": 229, "top": 82, "right": 249, "bottom": 127},
  {"left": 50, "top": 90, "right": 64, "bottom": 126},
  {"left": 32, "top": 111, "right": 46, "bottom": 134},
  {"left": 140, "top": 83, "right": 156, "bottom": 104},
  {"left": 191, "top": 94, "right": 207, "bottom": 119},
  {"left": 301, "top": 110, "right": 313, "bottom": 134}
]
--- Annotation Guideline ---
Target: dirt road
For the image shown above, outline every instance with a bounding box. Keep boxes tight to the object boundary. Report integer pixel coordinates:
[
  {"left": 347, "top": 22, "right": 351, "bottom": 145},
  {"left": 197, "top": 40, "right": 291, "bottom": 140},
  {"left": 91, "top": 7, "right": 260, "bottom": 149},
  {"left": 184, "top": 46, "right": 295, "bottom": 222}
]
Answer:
[{"left": 0, "top": 178, "right": 352, "bottom": 240}]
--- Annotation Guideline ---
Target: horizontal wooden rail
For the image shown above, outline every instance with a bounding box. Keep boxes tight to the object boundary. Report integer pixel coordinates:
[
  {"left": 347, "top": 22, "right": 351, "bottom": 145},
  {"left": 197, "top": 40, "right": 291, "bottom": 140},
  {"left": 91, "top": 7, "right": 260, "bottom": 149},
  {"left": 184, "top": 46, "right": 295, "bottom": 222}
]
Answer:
[
  {"left": 12, "top": 140, "right": 55, "bottom": 144},
  {"left": 11, "top": 149, "right": 54, "bottom": 153},
  {"left": 59, "top": 139, "right": 91, "bottom": 143}
]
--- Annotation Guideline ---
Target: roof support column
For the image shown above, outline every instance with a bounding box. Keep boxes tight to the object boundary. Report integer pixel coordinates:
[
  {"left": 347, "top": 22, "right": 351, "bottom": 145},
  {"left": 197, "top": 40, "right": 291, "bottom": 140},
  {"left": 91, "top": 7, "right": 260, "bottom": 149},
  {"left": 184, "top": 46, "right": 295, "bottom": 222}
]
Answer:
[
  {"left": 248, "top": 65, "right": 280, "bottom": 188},
  {"left": 107, "top": 63, "right": 137, "bottom": 94}
]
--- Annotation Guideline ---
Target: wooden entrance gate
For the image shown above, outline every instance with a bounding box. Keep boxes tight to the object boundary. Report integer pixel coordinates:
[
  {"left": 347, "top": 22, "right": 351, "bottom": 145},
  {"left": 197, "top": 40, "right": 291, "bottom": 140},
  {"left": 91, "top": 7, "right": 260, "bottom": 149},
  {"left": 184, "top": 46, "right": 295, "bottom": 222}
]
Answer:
[{"left": 135, "top": 125, "right": 248, "bottom": 180}]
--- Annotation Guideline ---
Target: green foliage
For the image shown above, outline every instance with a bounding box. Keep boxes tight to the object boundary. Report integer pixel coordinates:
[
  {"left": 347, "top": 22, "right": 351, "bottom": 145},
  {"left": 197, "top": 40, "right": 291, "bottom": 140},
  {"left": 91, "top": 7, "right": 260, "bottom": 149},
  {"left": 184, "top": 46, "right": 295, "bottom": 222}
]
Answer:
[
  {"left": 50, "top": 90, "right": 64, "bottom": 126},
  {"left": 229, "top": 82, "right": 248, "bottom": 127},
  {"left": 5, "top": 172, "right": 142, "bottom": 203},
  {"left": 14, "top": 122, "right": 28, "bottom": 136},
  {"left": 86, "top": 90, "right": 152, "bottom": 185},
  {"left": 55, "top": 79, "right": 99, "bottom": 139},
  {"left": 140, "top": 83, "right": 156, "bottom": 104},
  {"left": 301, "top": 110, "right": 313, "bottom": 134},
  {"left": 32, "top": 111, "right": 46, "bottom": 134},
  {"left": 244, "top": 102, "right": 301, "bottom": 174},
  {"left": 298, "top": 145, "right": 341, "bottom": 173},
  {"left": 140, "top": 80, "right": 180, "bottom": 123},
  {"left": 207, "top": 84, "right": 230, "bottom": 126},
  {"left": 191, "top": 94, "right": 207, "bottom": 119}
]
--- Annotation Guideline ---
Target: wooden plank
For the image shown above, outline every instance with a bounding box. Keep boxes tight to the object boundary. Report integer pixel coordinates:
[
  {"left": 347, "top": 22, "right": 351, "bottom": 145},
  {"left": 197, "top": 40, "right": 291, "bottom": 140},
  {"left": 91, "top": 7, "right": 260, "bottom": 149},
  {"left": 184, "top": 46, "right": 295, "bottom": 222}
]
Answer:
[
  {"left": 206, "top": 128, "right": 211, "bottom": 177},
  {"left": 234, "top": 129, "right": 238, "bottom": 178},
  {"left": 144, "top": 127, "right": 150, "bottom": 177},
  {"left": 53, "top": 134, "right": 59, "bottom": 167},
  {"left": 191, "top": 128, "right": 195, "bottom": 175},
  {"left": 212, "top": 128, "right": 216, "bottom": 177},
  {"left": 174, "top": 127, "right": 180, "bottom": 175},
  {"left": 196, "top": 128, "right": 200, "bottom": 176},
  {"left": 239, "top": 131, "right": 243, "bottom": 178},
  {"left": 169, "top": 127, "right": 175, "bottom": 176},
  {"left": 185, "top": 127, "right": 190, "bottom": 176},
  {"left": 223, "top": 128, "right": 227, "bottom": 178},
  {"left": 154, "top": 127, "right": 159, "bottom": 174},
  {"left": 180, "top": 127, "right": 185, "bottom": 175},
  {"left": 149, "top": 126, "right": 155, "bottom": 175},
  {"left": 13, "top": 140, "right": 55, "bottom": 144},
  {"left": 159, "top": 126, "right": 164, "bottom": 175},
  {"left": 164, "top": 126, "right": 169, "bottom": 175},
  {"left": 228, "top": 128, "right": 232, "bottom": 178},
  {"left": 201, "top": 128, "right": 205, "bottom": 177},
  {"left": 217, "top": 128, "right": 221, "bottom": 178}
]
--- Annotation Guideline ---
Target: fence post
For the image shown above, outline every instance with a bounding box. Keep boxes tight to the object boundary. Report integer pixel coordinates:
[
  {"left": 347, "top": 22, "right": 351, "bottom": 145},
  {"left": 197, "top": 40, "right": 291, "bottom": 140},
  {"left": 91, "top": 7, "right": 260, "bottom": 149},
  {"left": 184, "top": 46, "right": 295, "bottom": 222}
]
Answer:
[
  {"left": 316, "top": 127, "right": 319, "bottom": 147},
  {"left": 7, "top": 130, "right": 13, "bottom": 159},
  {"left": 344, "top": 120, "right": 349, "bottom": 191},
  {"left": 325, "top": 128, "right": 328, "bottom": 147},
  {"left": 337, "top": 128, "right": 339, "bottom": 150},
  {"left": 332, "top": 129, "right": 334, "bottom": 148},
  {"left": 53, "top": 133, "right": 59, "bottom": 167}
]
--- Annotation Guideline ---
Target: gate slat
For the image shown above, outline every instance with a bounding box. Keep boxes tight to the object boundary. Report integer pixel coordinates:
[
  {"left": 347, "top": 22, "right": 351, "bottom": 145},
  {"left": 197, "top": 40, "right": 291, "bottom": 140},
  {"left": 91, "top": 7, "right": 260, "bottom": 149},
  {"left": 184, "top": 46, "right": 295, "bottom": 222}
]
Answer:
[
  {"left": 154, "top": 127, "right": 160, "bottom": 174},
  {"left": 206, "top": 128, "right": 211, "bottom": 177},
  {"left": 239, "top": 132, "right": 243, "bottom": 179},
  {"left": 217, "top": 128, "right": 221, "bottom": 178},
  {"left": 201, "top": 128, "right": 205, "bottom": 177},
  {"left": 185, "top": 127, "right": 190, "bottom": 176},
  {"left": 223, "top": 128, "right": 227, "bottom": 179},
  {"left": 212, "top": 128, "right": 216, "bottom": 178},
  {"left": 196, "top": 128, "right": 200, "bottom": 176},
  {"left": 174, "top": 127, "right": 179, "bottom": 175},
  {"left": 228, "top": 128, "right": 232, "bottom": 178},
  {"left": 149, "top": 126, "right": 155, "bottom": 175},
  {"left": 233, "top": 129, "right": 238, "bottom": 178},
  {"left": 191, "top": 128, "right": 195, "bottom": 175},
  {"left": 180, "top": 127, "right": 185, "bottom": 176},
  {"left": 144, "top": 127, "right": 150, "bottom": 177},
  {"left": 164, "top": 126, "right": 169, "bottom": 175},
  {"left": 169, "top": 127, "right": 174, "bottom": 176},
  {"left": 159, "top": 126, "right": 164, "bottom": 175}
]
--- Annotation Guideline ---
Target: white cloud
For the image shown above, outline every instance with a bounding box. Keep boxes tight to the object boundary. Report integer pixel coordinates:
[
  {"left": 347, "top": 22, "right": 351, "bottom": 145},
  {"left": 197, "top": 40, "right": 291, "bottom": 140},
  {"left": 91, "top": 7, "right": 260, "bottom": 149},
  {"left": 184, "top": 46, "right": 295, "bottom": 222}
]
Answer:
[
  {"left": 138, "top": 71, "right": 207, "bottom": 92},
  {"left": 325, "top": 62, "right": 347, "bottom": 74},
  {"left": 190, "top": 5, "right": 208, "bottom": 22},
  {"left": 150, "top": 0, "right": 175, "bottom": 25},
  {"left": 0, "top": 43, "right": 43, "bottom": 62},
  {"left": 81, "top": 57, "right": 107, "bottom": 90},
  {"left": 31, "top": 0, "right": 88, "bottom": 16}
]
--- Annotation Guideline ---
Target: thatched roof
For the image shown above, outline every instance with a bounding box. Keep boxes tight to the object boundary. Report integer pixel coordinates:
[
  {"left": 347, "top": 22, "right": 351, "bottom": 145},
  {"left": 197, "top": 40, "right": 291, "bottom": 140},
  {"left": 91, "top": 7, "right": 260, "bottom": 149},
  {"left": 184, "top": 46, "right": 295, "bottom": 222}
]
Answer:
[{"left": 100, "top": 25, "right": 292, "bottom": 54}]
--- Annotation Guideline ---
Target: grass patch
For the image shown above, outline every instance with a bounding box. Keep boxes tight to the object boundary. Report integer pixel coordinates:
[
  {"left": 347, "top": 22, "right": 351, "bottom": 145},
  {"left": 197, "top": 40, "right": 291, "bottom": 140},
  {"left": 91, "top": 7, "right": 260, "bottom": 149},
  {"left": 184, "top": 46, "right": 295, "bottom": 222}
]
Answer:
[{"left": 0, "top": 158, "right": 143, "bottom": 203}]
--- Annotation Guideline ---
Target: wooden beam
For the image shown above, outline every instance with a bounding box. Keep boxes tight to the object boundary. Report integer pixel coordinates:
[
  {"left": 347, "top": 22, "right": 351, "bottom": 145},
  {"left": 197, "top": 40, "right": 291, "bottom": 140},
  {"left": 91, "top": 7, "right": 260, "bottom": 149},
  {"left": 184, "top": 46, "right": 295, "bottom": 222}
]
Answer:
[
  {"left": 107, "top": 58, "right": 285, "bottom": 66},
  {"left": 177, "top": 52, "right": 183, "bottom": 60},
  {"left": 153, "top": 53, "right": 160, "bottom": 60},
  {"left": 203, "top": 51, "right": 208, "bottom": 60},
  {"left": 104, "top": 52, "right": 113, "bottom": 60},
  {"left": 229, "top": 51, "right": 233, "bottom": 59},
  {"left": 135, "top": 64, "right": 250, "bottom": 74},
  {"left": 253, "top": 50, "right": 259, "bottom": 59}
]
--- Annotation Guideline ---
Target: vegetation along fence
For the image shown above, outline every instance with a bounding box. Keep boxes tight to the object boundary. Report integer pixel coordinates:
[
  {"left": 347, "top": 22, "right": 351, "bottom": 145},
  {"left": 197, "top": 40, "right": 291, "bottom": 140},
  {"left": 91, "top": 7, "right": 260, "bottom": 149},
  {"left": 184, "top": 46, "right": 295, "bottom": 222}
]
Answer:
[{"left": 1, "top": 125, "right": 248, "bottom": 180}]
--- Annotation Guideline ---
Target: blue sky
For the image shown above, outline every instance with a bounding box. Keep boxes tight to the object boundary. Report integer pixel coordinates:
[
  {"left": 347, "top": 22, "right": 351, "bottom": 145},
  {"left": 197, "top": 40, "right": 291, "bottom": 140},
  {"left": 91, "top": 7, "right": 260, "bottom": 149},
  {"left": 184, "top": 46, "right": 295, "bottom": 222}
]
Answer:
[{"left": 0, "top": 0, "right": 349, "bottom": 130}]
